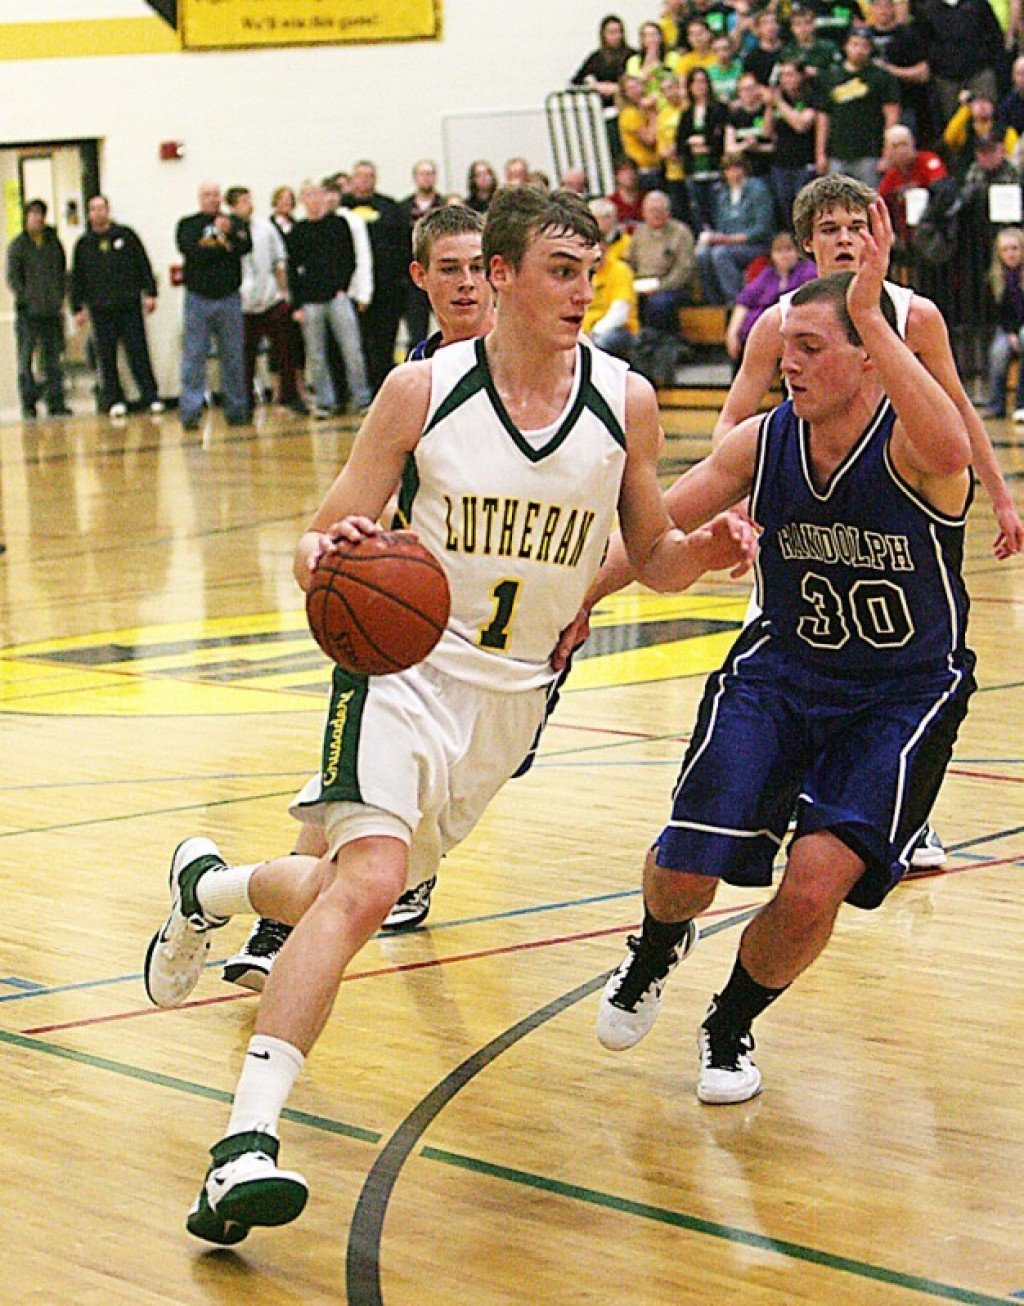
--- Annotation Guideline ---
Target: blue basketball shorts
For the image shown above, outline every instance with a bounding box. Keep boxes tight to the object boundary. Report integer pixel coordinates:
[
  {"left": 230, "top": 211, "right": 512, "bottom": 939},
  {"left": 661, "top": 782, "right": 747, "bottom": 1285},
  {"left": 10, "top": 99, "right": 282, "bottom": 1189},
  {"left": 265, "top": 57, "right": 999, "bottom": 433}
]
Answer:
[{"left": 654, "top": 626, "right": 976, "bottom": 909}]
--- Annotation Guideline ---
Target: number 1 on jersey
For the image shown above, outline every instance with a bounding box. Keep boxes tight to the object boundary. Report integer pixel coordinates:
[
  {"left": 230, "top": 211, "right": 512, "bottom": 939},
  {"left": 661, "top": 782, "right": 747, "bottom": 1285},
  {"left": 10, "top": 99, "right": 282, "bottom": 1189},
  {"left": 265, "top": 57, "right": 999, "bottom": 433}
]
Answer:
[{"left": 479, "top": 578, "right": 522, "bottom": 650}]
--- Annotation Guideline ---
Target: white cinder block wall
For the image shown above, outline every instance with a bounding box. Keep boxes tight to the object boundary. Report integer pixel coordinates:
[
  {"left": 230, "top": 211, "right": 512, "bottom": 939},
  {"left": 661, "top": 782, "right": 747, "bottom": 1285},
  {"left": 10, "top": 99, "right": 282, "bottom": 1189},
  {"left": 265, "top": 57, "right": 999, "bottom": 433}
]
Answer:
[{"left": 2, "top": 0, "right": 654, "bottom": 397}]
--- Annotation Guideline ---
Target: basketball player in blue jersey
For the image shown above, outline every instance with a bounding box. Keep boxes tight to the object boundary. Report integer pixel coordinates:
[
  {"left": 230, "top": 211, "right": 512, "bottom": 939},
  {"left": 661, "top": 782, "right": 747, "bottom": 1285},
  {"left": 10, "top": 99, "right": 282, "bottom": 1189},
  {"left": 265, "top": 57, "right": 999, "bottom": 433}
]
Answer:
[
  {"left": 142, "top": 186, "right": 756, "bottom": 1243},
  {"left": 716, "top": 174, "right": 1022, "bottom": 873},
  {"left": 581, "top": 199, "right": 976, "bottom": 1104},
  {"left": 221, "top": 206, "right": 497, "bottom": 987}
]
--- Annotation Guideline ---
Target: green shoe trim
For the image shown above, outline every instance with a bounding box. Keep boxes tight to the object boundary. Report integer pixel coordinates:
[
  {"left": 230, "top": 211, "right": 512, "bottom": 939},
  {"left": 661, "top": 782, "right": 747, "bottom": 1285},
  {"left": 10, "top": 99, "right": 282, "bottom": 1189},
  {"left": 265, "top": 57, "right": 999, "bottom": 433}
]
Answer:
[
  {"left": 178, "top": 854, "right": 227, "bottom": 920},
  {"left": 218, "top": 1176, "right": 308, "bottom": 1228},
  {"left": 210, "top": 1130, "right": 280, "bottom": 1165},
  {"left": 186, "top": 1189, "right": 249, "bottom": 1246}
]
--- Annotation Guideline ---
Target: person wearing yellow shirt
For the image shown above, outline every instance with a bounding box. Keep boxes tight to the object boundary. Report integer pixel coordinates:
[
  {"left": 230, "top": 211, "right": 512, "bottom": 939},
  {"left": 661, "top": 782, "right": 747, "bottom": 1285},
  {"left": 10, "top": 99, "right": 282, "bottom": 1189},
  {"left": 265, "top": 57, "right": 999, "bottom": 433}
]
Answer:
[
  {"left": 619, "top": 74, "right": 663, "bottom": 189},
  {"left": 583, "top": 223, "right": 640, "bottom": 360},
  {"left": 674, "top": 19, "right": 720, "bottom": 84},
  {"left": 658, "top": 73, "right": 692, "bottom": 223}
]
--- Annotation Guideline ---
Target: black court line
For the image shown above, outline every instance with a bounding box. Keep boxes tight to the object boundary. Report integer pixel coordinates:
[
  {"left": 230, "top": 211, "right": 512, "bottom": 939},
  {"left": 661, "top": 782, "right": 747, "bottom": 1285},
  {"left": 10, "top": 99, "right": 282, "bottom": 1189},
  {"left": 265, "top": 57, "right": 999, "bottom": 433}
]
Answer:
[
  {"left": 346, "top": 894, "right": 1023, "bottom": 1306},
  {"left": 345, "top": 908, "right": 758, "bottom": 1303}
]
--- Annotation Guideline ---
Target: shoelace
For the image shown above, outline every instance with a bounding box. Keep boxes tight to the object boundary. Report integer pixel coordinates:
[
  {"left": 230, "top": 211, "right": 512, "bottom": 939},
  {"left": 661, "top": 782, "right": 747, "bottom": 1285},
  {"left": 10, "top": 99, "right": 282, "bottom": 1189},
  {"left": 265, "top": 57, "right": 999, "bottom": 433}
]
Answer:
[
  {"left": 247, "top": 921, "right": 292, "bottom": 956},
  {"left": 703, "top": 1023, "right": 754, "bottom": 1071},
  {"left": 611, "top": 934, "right": 679, "bottom": 1011}
]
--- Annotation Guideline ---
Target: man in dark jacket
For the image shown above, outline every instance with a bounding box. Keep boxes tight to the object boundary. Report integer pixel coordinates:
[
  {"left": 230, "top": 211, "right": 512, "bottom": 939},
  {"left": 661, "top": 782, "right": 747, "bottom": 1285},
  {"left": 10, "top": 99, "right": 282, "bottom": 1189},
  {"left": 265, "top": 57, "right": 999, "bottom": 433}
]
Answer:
[
  {"left": 344, "top": 160, "right": 412, "bottom": 394},
  {"left": 72, "top": 195, "right": 163, "bottom": 417},
  {"left": 176, "top": 180, "right": 251, "bottom": 429},
  {"left": 288, "top": 184, "right": 371, "bottom": 418},
  {"left": 5, "top": 199, "right": 70, "bottom": 419},
  {"left": 917, "top": 0, "right": 1004, "bottom": 130}
]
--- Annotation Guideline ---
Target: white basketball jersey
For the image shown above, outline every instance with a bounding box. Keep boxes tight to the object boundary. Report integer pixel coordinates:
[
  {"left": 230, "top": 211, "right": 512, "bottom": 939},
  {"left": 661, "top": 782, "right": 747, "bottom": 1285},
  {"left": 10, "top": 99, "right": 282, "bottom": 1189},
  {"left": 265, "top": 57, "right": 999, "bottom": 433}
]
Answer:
[
  {"left": 778, "top": 279, "right": 913, "bottom": 338},
  {"left": 399, "top": 338, "right": 628, "bottom": 691}
]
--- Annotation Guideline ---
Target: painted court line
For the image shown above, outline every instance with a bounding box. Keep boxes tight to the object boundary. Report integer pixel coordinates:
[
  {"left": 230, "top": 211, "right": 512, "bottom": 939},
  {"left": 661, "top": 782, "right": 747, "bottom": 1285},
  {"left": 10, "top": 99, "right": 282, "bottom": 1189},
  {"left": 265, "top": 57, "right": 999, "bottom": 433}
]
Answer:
[
  {"left": 18, "top": 903, "right": 759, "bottom": 1036},
  {"left": 1, "top": 905, "right": 1015, "bottom": 1301},
  {"left": 417, "top": 1148, "right": 1015, "bottom": 1306}
]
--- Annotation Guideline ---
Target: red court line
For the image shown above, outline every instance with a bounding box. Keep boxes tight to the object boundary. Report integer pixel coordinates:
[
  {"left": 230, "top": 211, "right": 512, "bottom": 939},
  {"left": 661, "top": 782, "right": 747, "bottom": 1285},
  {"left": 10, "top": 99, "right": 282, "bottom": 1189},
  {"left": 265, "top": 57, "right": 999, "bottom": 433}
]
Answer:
[
  {"left": 544, "top": 720, "right": 689, "bottom": 742},
  {"left": 904, "top": 852, "right": 1022, "bottom": 882},
  {"left": 948, "top": 766, "right": 1024, "bottom": 786},
  {"left": 18, "top": 902, "right": 759, "bottom": 1037}
]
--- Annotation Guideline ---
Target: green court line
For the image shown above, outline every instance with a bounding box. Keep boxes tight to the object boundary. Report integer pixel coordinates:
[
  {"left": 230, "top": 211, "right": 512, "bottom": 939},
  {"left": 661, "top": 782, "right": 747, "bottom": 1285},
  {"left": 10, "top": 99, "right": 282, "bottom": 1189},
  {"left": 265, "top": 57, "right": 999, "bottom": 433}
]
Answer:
[
  {"left": 0, "top": 931, "right": 1014, "bottom": 1302},
  {"left": 0, "top": 1027, "right": 379, "bottom": 1143},
  {"left": 418, "top": 1148, "right": 1015, "bottom": 1306}
]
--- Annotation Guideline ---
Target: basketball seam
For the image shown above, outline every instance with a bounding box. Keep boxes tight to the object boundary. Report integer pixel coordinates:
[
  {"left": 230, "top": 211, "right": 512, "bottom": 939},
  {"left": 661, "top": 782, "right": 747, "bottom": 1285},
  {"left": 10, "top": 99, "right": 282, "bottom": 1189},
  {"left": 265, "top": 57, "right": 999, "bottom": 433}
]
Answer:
[
  {"left": 331, "top": 570, "right": 449, "bottom": 636},
  {"left": 308, "top": 578, "right": 405, "bottom": 674}
]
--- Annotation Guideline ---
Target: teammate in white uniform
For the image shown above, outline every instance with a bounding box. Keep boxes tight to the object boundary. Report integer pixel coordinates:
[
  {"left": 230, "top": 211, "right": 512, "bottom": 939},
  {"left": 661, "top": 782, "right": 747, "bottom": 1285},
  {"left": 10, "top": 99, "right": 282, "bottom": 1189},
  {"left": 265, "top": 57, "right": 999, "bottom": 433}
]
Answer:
[{"left": 142, "top": 186, "right": 756, "bottom": 1244}]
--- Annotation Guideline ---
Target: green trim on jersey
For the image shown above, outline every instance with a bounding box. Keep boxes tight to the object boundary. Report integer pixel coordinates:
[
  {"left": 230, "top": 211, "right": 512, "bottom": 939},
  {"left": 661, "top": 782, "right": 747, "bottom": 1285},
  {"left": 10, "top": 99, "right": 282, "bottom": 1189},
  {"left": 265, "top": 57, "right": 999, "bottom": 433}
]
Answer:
[
  {"left": 581, "top": 374, "right": 626, "bottom": 451},
  {"left": 316, "top": 666, "right": 369, "bottom": 804},
  {"left": 395, "top": 453, "right": 420, "bottom": 528},
  {"left": 423, "top": 361, "right": 487, "bottom": 437},
  {"left": 475, "top": 337, "right": 591, "bottom": 464}
]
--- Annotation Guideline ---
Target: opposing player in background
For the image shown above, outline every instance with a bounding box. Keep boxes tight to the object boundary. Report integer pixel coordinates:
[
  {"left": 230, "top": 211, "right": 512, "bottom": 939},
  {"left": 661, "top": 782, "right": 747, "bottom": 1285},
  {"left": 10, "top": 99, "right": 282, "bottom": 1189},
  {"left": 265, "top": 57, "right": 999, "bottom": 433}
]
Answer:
[
  {"left": 715, "top": 173, "right": 1022, "bottom": 871},
  {"left": 588, "top": 202, "right": 976, "bottom": 1103},
  {"left": 143, "top": 186, "right": 756, "bottom": 1242},
  {"left": 222, "top": 205, "right": 496, "bottom": 990}
]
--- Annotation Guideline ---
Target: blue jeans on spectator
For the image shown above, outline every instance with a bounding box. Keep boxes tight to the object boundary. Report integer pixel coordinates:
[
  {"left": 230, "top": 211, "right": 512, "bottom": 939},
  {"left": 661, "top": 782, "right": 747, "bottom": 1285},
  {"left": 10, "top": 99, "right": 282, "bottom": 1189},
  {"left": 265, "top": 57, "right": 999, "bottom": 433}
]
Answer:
[
  {"left": 16, "top": 312, "right": 66, "bottom": 415},
  {"left": 696, "top": 242, "right": 764, "bottom": 305},
  {"left": 302, "top": 295, "right": 372, "bottom": 412},
  {"left": 685, "top": 177, "right": 719, "bottom": 234},
  {"left": 986, "top": 328, "right": 1024, "bottom": 415},
  {"left": 589, "top": 325, "right": 635, "bottom": 361},
  {"left": 640, "top": 288, "right": 688, "bottom": 333},
  {"left": 181, "top": 290, "right": 247, "bottom": 424}
]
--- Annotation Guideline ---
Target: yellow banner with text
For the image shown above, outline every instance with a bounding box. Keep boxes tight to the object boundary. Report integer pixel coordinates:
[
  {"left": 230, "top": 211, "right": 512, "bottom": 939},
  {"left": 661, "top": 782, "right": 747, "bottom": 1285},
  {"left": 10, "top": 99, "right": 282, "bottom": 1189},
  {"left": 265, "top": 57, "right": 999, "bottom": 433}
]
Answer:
[{"left": 180, "top": 0, "right": 440, "bottom": 48}]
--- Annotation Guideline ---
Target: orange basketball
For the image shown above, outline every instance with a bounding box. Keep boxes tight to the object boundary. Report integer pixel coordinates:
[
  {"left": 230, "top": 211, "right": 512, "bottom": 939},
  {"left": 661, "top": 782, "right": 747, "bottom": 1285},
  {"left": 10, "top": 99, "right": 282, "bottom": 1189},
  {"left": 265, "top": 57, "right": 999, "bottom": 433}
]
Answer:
[{"left": 305, "top": 531, "right": 451, "bottom": 676}]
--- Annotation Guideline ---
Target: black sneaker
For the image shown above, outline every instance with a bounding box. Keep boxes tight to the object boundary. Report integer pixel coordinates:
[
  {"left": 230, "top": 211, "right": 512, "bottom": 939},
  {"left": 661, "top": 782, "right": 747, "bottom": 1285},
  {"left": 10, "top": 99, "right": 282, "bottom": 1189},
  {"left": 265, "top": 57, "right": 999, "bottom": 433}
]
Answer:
[
  {"left": 381, "top": 876, "right": 436, "bottom": 931},
  {"left": 697, "top": 1005, "right": 762, "bottom": 1104},
  {"left": 222, "top": 918, "right": 292, "bottom": 992},
  {"left": 595, "top": 920, "right": 699, "bottom": 1050}
]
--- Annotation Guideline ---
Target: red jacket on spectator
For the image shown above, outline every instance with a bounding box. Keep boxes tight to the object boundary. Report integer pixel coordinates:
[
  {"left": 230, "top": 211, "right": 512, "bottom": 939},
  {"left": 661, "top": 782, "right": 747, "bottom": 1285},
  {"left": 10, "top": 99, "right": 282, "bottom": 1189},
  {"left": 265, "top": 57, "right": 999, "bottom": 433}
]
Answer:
[{"left": 879, "top": 150, "right": 948, "bottom": 242}]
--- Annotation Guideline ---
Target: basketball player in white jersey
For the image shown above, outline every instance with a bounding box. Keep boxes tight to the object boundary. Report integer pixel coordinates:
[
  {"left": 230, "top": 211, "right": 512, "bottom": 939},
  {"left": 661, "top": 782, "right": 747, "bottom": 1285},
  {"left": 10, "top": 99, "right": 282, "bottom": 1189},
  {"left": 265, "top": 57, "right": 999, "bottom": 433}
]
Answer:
[
  {"left": 142, "top": 186, "right": 756, "bottom": 1244},
  {"left": 221, "top": 206, "right": 497, "bottom": 989},
  {"left": 714, "top": 173, "right": 1023, "bottom": 870}
]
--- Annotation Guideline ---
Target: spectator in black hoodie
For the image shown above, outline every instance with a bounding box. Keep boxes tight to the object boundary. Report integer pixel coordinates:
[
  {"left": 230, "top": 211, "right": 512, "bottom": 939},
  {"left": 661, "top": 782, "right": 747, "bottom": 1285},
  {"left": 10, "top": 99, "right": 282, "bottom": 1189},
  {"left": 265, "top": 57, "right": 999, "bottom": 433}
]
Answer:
[
  {"left": 5, "top": 199, "right": 69, "bottom": 419},
  {"left": 917, "top": 0, "right": 1005, "bottom": 131},
  {"left": 72, "top": 195, "right": 162, "bottom": 417}
]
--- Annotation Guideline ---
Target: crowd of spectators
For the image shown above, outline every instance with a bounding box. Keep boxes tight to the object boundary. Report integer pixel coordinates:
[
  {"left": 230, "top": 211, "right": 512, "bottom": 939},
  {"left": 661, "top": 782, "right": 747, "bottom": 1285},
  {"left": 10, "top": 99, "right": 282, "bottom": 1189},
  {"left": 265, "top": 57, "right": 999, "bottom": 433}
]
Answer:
[
  {"left": 9, "top": 0, "right": 1024, "bottom": 417},
  {"left": 566, "top": 0, "right": 1024, "bottom": 377}
]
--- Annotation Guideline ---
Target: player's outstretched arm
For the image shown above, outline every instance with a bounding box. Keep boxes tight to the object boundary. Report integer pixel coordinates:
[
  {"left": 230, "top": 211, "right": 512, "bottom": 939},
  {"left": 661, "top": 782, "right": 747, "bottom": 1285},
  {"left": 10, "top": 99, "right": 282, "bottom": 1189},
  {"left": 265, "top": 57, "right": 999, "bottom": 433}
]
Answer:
[
  {"left": 907, "top": 294, "right": 1024, "bottom": 558},
  {"left": 551, "top": 414, "right": 759, "bottom": 669},
  {"left": 848, "top": 202, "right": 970, "bottom": 486},
  {"left": 618, "top": 374, "right": 758, "bottom": 592},
  {"left": 712, "top": 305, "right": 784, "bottom": 445},
  {"left": 293, "top": 363, "right": 430, "bottom": 590}
]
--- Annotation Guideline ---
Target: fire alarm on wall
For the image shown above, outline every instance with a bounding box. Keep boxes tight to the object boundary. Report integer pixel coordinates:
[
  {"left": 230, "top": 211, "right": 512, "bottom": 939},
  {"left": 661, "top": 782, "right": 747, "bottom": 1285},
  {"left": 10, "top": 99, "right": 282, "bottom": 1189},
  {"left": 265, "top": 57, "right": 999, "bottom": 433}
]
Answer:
[{"left": 159, "top": 141, "right": 185, "bottom": 161}]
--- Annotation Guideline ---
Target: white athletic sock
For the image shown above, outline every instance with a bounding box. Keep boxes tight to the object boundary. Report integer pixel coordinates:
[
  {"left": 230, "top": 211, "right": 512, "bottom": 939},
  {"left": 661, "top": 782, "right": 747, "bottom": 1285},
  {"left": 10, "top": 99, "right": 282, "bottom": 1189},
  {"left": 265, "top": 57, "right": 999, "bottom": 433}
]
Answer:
[
  {"left": 196, "top": 863, "right": 259, "bottom": 920},
  {"left": 226, "top": 1034, "right": 305, "bottom": 1140}
]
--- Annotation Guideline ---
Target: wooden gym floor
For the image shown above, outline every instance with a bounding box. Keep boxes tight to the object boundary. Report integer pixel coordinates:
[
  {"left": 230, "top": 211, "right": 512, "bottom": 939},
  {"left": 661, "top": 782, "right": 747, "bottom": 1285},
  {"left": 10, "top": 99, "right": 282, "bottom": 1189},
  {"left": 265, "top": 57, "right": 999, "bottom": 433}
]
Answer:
[{"left": 1, "top": 402, "right": 1023, "bottom": 1304}]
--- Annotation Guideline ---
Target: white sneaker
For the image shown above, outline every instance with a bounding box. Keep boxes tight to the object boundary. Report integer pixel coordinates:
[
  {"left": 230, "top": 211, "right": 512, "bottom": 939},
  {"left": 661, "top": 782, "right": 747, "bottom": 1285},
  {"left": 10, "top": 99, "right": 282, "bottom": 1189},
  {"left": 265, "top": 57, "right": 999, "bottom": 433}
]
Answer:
[
  {"left": 149, "top": 400, "right": 166, "bottom": 414},
  {"left": 381, "top": 876, "right": 436, "bottom": 931},
  {"left": 108, "top": 402, "right": 128, "bottom": 418},
  {"left": 143, "top": 837, "right": 228, "bottom": 1008},
  {"left": 697, "top": 1020, "right": 762, "bottom": 1104},
  {"left": 1013, "top": 409, "right": 1024, "bottom": 424},
  {"left": 596, "top": 920, "right": 699, "bottom": 1051},
  {"left": 222, "top": 917, "right": 292, "bottom": 991},
  {"left": 910, "top": 824, "right": 946, "bottom": 870},
  {"left": 186, "top": 1131, "right": 308, "bottom": 1243}
]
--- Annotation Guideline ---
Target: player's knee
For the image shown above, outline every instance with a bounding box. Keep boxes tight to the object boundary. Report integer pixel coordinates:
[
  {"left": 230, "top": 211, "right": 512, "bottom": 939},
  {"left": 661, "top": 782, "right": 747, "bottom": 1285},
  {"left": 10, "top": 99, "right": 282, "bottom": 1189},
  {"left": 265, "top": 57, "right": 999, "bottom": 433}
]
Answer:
[
  {"left": 773, "top": 874, "right": 843, "bottom": 932},
  {"left": 319, "top": 849, "right": 406, "bottom": 933}
]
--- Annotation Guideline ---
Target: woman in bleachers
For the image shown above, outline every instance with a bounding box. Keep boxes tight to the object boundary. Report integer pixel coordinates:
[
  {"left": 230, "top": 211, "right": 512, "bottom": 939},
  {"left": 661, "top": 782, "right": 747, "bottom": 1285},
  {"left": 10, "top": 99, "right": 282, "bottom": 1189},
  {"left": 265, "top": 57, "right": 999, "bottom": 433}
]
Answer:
[
  {"left": 676, "top": 66, "right": 730, "bottom": 233},
  {"left": 982, "top": 226, "right": 1024, "bottom": 420},
  {"left": 625, "top": 21, "right": 679, "bottom": 106},
  {"left": 465, "top": 160, "right": 498, "bottom": 213}
]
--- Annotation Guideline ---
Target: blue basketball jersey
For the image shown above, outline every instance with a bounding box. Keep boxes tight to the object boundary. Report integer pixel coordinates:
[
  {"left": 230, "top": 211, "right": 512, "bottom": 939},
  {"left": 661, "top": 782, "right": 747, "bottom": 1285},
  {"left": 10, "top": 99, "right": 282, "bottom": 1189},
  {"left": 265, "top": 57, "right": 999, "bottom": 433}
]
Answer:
[{"left": 748, "top": 399, "right": 973, "bottom": 675}]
